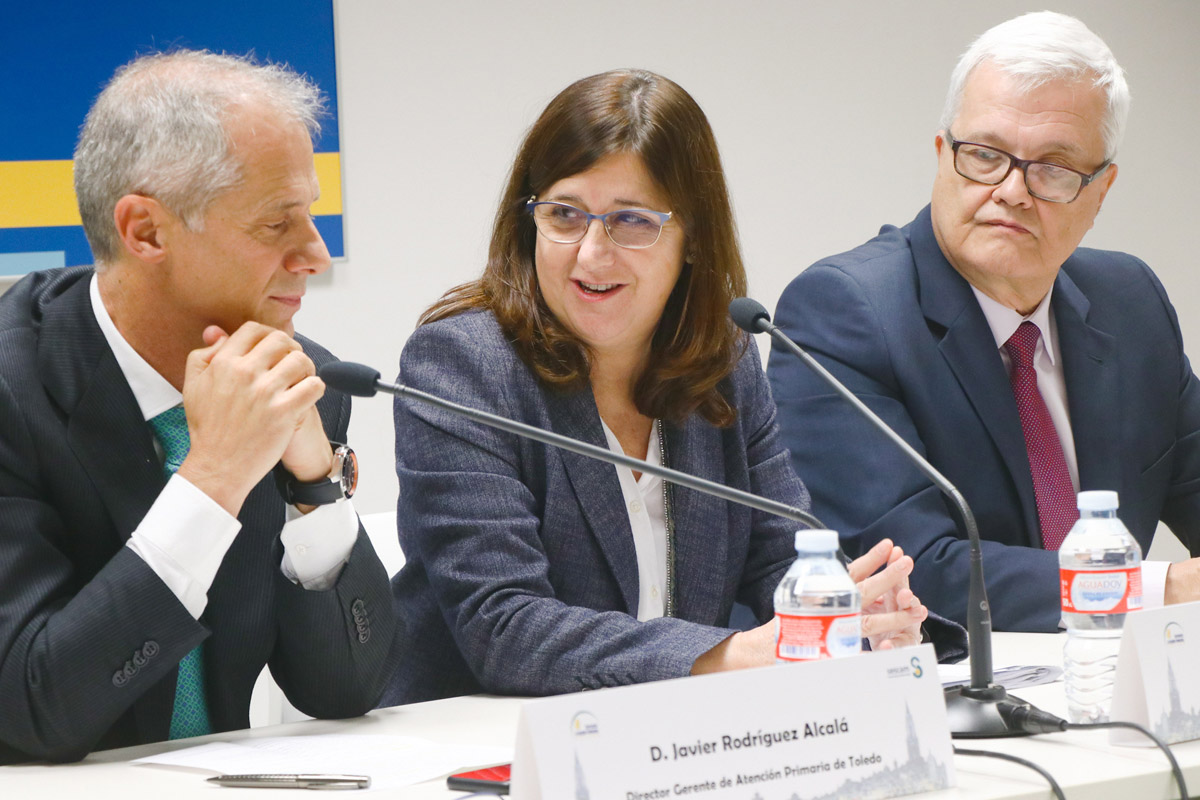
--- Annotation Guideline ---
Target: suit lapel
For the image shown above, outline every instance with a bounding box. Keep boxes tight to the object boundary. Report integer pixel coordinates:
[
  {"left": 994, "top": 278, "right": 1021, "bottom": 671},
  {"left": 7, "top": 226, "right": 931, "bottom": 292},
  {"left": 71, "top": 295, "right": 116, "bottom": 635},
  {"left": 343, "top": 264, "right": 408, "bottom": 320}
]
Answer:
[
  {"left": 38, "top": 274, "right": 163, "bottom": 544},
  {"left": 1053, "top": 267, "right": 1119, "bottom": 491},
  {"left": 35, "top": 270, "right": 178, "bottom": 743},
  {"left": 911, "top": 209, "right": 1042, "bottom": 545},
  {"left": 543, "top": 386, "right": 640, "bottom": 615},
  {"left": 663, "top": 417, "right": 727, "bottom": 624}
]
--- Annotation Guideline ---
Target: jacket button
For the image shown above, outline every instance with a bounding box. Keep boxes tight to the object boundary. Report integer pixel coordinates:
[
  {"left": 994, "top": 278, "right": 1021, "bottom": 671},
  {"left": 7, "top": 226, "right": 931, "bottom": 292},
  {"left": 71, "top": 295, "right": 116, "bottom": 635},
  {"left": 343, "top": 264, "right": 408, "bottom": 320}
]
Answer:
[
  {"left": 142, "top": 641, "right": 159, "bottom": 658},
  {"left": 113, "top": 671, "right": 128, "bottom": 688}
]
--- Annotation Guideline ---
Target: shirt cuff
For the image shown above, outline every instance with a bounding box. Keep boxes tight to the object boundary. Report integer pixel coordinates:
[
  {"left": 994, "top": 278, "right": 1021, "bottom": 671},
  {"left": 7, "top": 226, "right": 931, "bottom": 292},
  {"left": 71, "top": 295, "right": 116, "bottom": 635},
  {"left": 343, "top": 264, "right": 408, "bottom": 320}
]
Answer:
[
  {"left": 279, "top": 498, "right": 358, "bottom": 590},
  {"left": 1142, "top": 559, "right": 1170, "bottom": 609},
  {"left": 125, "top": 473, "right": 242, "bottom": 618}
]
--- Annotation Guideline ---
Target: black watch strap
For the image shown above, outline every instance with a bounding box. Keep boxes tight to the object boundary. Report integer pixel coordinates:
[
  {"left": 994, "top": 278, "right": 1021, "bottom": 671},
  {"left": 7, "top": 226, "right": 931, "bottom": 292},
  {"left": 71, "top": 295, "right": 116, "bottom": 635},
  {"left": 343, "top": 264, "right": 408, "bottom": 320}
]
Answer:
[
  {"left": 275, "top": 470, "right": 344, "bottom": 506},
  {"left": 274, "top": 443, "right": 357, "bottom": 506}
]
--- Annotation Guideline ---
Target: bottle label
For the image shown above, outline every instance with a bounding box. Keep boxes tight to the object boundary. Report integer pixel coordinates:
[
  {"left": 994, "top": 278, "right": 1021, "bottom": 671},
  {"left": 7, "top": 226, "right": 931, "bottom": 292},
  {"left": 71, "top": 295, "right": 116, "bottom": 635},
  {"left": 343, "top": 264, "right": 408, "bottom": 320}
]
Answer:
[
  {"left": 1060, "top": 566, "right": 1143, "bottom": 614},
  {"left": 775, "top": 612, "right": 861, "bottom": 661}
]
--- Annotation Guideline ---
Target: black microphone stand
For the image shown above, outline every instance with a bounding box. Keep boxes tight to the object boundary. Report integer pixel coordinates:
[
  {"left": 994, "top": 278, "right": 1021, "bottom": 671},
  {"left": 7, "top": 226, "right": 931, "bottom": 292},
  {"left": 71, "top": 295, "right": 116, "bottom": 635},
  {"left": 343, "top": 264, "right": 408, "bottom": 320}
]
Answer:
[
  {"left": 319, "top": 361, "right": 825, "bottom": 532},
  {"left": 731, "top": 297, "right": 1038, "bottom": 738}
]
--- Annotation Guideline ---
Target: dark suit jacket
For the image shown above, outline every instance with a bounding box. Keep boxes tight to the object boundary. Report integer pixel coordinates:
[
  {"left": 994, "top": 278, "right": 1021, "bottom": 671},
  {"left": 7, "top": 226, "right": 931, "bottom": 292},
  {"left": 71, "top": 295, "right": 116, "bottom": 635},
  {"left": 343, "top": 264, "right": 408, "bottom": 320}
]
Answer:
[
  {"left": 0, "top": 267, "right": 396, "bottom": 763},
  {"left": 381, "top": 309, "right": 808, "bottom": 705},
  {"left": 768, "top": 205, "right": 1200, "bottom": 632}
]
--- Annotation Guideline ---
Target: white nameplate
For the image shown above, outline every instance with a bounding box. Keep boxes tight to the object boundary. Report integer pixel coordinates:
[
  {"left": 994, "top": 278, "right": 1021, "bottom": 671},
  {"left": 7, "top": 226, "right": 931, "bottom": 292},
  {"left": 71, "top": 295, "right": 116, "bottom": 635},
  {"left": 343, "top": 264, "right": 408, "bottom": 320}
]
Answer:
[
  {"left": 510, "top": 644, "right": 952, "bottom": 800},
  {"left": 1111, "top": 600, "right": 1200, "bottom": 745}
]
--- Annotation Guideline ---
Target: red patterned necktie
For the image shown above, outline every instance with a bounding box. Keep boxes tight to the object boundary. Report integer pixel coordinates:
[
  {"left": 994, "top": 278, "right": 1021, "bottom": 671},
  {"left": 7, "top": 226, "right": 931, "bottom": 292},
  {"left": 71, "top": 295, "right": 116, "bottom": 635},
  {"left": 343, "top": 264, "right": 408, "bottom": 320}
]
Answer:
[{"left": 1004, "top": 321, "right": 1078, "bottom": 550}]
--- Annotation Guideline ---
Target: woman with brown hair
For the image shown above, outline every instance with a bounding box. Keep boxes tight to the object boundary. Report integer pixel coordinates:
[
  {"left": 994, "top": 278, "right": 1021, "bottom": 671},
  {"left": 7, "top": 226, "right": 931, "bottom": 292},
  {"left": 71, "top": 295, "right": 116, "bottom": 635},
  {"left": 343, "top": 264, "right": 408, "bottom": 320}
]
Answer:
[{"left": 381, "top": 69, "right": 931, "bottom": 706}]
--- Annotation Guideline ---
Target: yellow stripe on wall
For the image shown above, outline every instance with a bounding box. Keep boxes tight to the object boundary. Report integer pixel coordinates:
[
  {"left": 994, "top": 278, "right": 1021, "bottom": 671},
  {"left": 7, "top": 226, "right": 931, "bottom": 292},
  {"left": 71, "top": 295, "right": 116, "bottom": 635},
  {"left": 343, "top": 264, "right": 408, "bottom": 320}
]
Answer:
[
  {"left": 312, "top": 152, "right": 343, "bottom": 215},
  {"left": 0, "top": 160, "right": 81, "bottom": 228},
  {"left": 0, "top": 153, "right": 343, "bottom": 229}
]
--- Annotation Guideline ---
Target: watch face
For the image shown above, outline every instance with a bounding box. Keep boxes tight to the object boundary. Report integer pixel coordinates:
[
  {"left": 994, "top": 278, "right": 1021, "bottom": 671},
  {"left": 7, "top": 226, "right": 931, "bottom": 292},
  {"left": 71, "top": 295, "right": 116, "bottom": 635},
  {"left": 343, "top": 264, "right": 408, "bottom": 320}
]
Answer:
[{"left": 337, "top": 445, "right": 359, "bottom": 499}]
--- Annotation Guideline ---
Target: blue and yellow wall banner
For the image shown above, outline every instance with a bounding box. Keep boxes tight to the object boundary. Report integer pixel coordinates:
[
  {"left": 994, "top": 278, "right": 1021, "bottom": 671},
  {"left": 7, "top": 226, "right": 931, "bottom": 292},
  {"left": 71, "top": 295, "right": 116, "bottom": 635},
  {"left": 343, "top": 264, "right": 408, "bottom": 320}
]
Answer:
[{"left": 0, "top": 0, "right": 345, "bottom": 276}]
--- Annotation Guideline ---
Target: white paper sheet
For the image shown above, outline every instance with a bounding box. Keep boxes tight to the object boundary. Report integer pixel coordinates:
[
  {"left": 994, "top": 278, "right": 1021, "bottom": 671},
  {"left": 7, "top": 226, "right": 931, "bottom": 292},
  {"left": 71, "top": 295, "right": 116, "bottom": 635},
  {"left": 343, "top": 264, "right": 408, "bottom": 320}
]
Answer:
[
  {"left": 132, "top": 734, "right": 511, "bottom": 792},
  {"left": 938, "top": 663, "right": 1062, "bottom": 690}
]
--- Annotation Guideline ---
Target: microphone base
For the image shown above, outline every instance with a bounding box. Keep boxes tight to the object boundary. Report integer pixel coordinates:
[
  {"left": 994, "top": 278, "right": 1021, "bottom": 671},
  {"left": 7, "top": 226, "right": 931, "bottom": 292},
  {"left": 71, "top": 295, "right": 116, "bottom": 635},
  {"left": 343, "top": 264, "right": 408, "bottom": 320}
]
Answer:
[{"left": 944, "top": 685, "right": 1033, "bottom": 738}]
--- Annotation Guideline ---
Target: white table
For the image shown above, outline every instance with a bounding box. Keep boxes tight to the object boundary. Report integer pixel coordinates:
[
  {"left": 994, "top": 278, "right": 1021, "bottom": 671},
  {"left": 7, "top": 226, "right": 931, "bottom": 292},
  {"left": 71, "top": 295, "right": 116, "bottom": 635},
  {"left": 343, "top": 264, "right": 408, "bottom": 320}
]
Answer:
[{"left": 3, "top": 633, "right": 1197, "bottom": 799}]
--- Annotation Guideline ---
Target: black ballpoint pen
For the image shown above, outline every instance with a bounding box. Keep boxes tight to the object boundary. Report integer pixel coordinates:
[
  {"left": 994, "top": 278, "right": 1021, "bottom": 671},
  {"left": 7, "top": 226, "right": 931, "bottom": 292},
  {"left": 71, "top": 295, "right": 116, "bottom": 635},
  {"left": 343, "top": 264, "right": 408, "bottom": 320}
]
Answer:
[{"left": 207, "top": 774, "right": 370, "bottom": 789}]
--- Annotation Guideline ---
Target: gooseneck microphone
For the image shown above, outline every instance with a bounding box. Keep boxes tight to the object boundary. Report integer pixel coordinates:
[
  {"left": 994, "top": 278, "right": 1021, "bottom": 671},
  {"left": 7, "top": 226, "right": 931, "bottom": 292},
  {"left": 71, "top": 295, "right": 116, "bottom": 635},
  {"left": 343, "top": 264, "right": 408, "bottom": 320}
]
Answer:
[
  {"left": 319, "top": 360, "right": 824, "bottom": 531},
  {"left": 731, "top": 296, "right": 1038, "bottom": 738}
]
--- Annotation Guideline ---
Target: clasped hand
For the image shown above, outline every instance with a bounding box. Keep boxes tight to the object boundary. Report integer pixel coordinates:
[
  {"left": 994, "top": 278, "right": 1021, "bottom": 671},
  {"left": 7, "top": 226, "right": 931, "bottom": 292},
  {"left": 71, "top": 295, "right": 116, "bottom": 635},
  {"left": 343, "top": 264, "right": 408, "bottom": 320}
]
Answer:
[
  {"left": 175, "top": 322, "right": 331, "bottom": 516},
  {"left": 850, "top": 538, "right": 926, "bottom": 651}
]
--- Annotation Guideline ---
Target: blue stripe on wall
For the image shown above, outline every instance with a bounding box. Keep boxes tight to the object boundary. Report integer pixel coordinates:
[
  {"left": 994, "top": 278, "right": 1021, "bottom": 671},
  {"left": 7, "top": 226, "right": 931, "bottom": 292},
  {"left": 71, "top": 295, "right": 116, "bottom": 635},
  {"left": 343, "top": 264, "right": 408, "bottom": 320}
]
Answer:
[
  {"left": 0, "top": 216, "right": 344, "bottom": 277},
  {"left": 314, "top": 215, "right": 345, "bottom": 260},
  {"left": 0, "top": 227, "right": 93, "bottom": 268},
  {"left": 1, "top": 1, "right": 339, "bottom": 159},
  {"left": 0, "top": 251, "right": 66, "bottom": 276}
]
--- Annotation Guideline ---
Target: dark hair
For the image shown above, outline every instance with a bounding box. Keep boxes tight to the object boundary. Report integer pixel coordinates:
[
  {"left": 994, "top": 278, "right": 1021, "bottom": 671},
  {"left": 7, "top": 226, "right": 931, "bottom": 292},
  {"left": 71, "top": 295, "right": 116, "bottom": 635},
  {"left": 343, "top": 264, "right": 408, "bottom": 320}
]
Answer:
[{"left": 424, "top": 69, "right": 747, "bottom": 426}]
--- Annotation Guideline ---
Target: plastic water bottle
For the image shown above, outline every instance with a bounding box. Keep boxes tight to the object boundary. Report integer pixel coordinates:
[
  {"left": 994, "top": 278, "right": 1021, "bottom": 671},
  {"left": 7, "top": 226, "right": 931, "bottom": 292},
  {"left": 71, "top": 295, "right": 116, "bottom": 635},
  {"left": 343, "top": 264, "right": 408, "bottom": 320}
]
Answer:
[
  {"left": 774, "top": 530, "right": 861, "bottom": 662},
  {"left": 1059, "top": 490, "right": 1143, "bottom": 723}
]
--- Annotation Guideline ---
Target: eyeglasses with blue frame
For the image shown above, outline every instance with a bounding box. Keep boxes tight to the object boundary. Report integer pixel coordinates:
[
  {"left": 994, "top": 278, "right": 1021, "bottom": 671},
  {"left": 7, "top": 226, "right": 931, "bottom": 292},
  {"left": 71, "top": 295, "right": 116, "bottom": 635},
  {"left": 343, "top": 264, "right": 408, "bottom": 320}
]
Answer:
[{"left": 526, "top": 197, "right": 673, "bottom": 249}]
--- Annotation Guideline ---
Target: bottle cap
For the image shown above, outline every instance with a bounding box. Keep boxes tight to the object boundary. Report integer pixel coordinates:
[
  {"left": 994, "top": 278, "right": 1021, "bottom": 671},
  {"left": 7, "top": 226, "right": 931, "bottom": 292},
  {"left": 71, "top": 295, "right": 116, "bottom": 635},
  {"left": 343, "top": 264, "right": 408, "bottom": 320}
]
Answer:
[
  {"left": 794, "top": 529, "right": 839, "bottom": 552},
  {"left": 1077, "top": 490, "right": 1119, "bottom": 511}
]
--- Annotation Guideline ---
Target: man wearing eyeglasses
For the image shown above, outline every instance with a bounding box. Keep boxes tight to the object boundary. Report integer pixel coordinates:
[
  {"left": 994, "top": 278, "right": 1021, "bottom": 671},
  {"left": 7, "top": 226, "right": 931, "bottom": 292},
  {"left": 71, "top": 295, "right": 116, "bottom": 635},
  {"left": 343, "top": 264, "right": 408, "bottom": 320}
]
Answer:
[{"left": 768, "top": 11, "right": 1200, "bottom": 632}]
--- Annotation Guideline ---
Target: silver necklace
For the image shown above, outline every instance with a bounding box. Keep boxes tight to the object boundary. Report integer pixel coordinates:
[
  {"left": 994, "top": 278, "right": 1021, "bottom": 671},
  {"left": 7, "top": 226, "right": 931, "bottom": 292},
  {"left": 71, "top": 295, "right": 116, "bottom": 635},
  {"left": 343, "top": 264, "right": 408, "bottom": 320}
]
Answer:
[{"left": 658, "top": 419, "right": 677, "bottom": 618}]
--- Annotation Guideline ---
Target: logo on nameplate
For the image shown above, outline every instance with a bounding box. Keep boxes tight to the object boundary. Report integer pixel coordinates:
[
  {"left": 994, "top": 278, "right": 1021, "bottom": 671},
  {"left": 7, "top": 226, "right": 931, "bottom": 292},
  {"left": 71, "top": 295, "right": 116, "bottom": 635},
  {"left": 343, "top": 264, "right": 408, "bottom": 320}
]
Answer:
[
  {"left": 884, "top": 656, "right": 924, "bottom": 680},
  {"left": 570, "top": 711, "right": 600, "bottom": 737}
]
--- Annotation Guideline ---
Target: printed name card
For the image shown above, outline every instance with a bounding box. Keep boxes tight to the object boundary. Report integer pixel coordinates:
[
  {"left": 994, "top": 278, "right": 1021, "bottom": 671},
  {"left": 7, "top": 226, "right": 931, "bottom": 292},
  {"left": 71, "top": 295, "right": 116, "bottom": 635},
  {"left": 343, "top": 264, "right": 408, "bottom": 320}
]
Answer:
[
  {"left": 1112, "top": 600, "right": 1200, "bottom": 745},
  {"left": 510, "top": 644, "right": 953, "bottom": 800}
]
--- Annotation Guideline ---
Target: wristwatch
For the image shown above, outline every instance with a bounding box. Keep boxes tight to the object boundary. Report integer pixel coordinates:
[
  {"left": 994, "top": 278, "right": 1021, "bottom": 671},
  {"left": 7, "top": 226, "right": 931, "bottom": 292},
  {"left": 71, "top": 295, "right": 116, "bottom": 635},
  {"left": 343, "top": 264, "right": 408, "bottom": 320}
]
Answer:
[{"left": 274, "top": 442, "right": 358, "bottom": 506}]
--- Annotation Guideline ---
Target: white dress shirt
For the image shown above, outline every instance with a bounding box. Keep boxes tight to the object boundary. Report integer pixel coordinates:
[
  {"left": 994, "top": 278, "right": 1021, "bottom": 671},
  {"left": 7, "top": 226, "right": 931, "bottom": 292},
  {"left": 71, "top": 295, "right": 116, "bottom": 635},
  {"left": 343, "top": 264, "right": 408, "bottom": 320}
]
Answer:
[
  {"left": 600, "top": 418, "right": 667, "bottom": 621},
  {"left": 972, "top": 286, "right": 1168, "bottom": 608},
  {"left": 91, "top": 276, "right": 357, "bottom": 618}
]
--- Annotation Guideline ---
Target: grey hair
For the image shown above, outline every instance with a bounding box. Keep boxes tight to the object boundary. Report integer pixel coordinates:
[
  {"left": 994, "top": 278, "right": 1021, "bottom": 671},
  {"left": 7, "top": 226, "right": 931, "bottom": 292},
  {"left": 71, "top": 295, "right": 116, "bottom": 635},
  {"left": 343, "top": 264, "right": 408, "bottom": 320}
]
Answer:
[
  {"left": 73, "top": 50, "right": 326, "bottom": 266},
  {"left": 939, "top": 11, "right": 1129, "bottom": 162}
]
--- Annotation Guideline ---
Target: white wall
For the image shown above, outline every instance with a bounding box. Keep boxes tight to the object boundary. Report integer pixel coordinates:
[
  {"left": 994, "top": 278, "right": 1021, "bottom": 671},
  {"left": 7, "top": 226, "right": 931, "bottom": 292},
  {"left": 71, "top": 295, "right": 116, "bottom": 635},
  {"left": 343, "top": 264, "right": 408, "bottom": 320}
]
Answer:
[
  {"left": 309, "top": 0, "right": 1200, "bottom": 544},
  {"left": 11, "top": 3, "right": 1192, "bottom": 553}
]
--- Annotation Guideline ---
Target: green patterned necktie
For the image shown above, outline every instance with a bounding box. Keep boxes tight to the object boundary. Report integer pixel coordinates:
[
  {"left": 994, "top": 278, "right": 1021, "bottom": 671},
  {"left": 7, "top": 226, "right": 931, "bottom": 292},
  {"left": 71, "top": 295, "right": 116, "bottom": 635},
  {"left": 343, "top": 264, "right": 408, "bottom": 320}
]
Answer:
[{"left": 147, "top": 405, "right": 213, "bottom": 740}]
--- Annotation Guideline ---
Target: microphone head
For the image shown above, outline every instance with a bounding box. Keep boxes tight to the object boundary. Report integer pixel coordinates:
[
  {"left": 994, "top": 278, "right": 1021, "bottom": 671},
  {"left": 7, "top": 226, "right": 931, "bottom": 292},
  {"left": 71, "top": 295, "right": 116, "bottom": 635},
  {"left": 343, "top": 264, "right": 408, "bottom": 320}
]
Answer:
[
  {"left": 318, "top": 361, "right": 382, "bottom": 397},
  {"left": 729, "top": 297, "right": 772, "bottom": 333}
]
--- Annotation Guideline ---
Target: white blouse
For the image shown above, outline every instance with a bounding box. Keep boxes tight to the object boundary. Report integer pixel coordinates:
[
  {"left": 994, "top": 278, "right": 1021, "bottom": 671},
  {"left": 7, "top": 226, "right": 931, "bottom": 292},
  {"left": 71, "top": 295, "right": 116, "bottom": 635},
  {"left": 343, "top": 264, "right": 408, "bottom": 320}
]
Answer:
[{"left": 599, "top": 418, "right": 668, "bottom": 621}]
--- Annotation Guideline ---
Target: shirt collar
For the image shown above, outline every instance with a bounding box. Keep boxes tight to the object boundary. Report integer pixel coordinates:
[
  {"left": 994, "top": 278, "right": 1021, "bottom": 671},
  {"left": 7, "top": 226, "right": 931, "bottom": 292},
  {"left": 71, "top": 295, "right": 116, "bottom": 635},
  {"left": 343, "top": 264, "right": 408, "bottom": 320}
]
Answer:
[
  {"left": 599, "top": 417, "right": 663, "bottom": 489},
  {"left": 90, "top": 274, "right": 182, "bottom": 421},
  {"left": 971, "top": 284, "right": 1059, "bottom": 367}
]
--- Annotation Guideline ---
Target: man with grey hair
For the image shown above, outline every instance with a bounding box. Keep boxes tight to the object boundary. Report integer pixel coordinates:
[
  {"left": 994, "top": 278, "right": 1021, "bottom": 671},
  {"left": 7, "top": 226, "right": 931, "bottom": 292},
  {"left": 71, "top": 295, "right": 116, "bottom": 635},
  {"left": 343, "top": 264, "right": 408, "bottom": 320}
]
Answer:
[
  {"left": 0, "top": 50, "right": 395, "bottom": 763},
  {"left": 769, "top": 11, "right": 1200, "bottom": 631}
]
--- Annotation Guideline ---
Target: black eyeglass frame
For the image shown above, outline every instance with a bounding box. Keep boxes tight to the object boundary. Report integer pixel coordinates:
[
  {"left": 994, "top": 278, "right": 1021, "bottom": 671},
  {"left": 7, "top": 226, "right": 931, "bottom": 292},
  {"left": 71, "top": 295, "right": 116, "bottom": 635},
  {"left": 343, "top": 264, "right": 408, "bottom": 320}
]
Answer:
[{"left": 945, "top": 130, "right": 1111, "bottom": 204}]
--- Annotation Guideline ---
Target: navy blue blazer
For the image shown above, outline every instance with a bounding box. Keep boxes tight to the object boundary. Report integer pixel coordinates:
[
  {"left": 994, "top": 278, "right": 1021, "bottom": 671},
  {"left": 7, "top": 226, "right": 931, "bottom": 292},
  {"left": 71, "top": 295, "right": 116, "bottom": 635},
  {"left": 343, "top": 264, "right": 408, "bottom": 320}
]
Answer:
[
  {"left": 768, "top": 205, "right": 1200, "bottom": 632},
  {"left": 0, "top": 267, "right": 396, "bottom": 763},
  {"left": 382, "top": 310, "right": 808, "bottom": 705}
]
